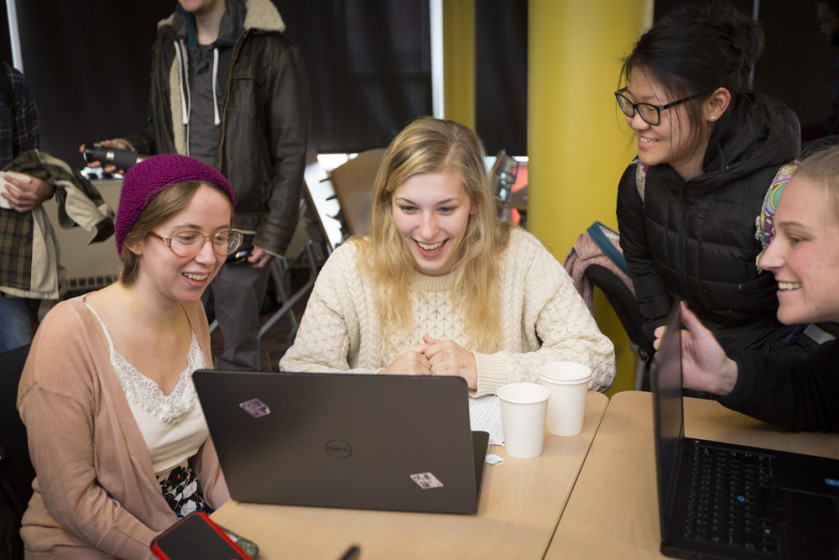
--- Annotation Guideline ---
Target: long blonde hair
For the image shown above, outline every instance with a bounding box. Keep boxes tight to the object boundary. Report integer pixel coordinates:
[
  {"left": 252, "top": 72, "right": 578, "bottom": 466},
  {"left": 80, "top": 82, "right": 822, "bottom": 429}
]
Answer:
[{"left": 357, "top": 117, "right": 511, "bottom": 351}]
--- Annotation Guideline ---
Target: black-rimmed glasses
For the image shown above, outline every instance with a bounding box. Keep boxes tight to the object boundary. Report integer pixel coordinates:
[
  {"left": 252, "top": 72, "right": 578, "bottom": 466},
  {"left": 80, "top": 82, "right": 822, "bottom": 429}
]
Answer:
[
  {"left": 615, "top": 88, "right": 706, "bottom": 126},
  {"left": 149, "top": 230, "right": 244, "bottom": 258}
]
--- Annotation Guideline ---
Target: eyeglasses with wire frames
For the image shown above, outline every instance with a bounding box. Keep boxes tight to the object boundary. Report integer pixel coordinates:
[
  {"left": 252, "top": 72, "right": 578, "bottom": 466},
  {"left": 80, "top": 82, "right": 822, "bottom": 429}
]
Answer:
[
  {"left": 615, "top": 88, "right": 707, "bottom": 126},
  {"left": 149, "top": 230, "right": 244, "bottom": 258}
]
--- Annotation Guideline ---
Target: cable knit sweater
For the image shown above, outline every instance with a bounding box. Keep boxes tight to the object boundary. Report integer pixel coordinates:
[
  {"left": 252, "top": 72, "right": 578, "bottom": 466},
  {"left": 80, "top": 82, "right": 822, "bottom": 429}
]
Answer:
[{"left": 280, "top": 227, "right": 616, "bottom": 396}]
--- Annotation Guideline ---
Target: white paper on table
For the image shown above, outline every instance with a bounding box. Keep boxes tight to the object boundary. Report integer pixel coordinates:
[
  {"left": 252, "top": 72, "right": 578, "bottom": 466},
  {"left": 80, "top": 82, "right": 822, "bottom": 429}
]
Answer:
[{"left": 468, "top": 395, "right": 504, "bottom": 446}]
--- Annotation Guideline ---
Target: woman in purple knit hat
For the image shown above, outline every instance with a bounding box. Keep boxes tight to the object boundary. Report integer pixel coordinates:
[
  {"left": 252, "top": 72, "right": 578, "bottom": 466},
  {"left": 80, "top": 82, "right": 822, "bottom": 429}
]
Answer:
[{"left": 17, "top": 154, "right": 241, "bottom": 559}]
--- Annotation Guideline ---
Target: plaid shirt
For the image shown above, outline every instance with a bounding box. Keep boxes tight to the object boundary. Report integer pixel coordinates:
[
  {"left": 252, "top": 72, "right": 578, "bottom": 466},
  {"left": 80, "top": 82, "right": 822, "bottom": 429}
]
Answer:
[
  {"left": 0, "top": 62, "right": 40, "bottom": 167},
  {"left": 0, "top": 63, "right": 40, "bottom": 295},
  {"left": 0, "top": 149, "right": 113, "bottom": 296},
  {"left": 0, "top": 66, "right": 113, "bottom": 297}
]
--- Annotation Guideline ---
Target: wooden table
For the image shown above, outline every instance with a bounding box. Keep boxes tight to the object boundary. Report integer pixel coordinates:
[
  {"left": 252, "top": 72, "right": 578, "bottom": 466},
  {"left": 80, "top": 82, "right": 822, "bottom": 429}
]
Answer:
[
  {"left": 545, "top": 391, "right": 839, "bottom": 559},
  {"left": 212, "top": 391, "right": 608, "bottom": 559}
]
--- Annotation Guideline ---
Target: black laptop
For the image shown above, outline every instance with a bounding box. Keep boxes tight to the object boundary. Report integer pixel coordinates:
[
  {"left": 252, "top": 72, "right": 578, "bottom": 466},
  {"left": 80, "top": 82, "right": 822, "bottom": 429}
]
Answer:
[
  {"left": 194, "top": 370, "right": 489, "bottom": 514},
  {"left": 651, "top": 302, "right": 839, "bottom": 559}
]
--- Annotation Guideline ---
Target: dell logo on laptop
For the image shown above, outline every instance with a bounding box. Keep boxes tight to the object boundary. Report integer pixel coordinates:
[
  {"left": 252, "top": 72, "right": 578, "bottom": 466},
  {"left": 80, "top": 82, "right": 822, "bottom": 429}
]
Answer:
[{"left": 325, "top": 439, "right": 352, "bottom": 458}]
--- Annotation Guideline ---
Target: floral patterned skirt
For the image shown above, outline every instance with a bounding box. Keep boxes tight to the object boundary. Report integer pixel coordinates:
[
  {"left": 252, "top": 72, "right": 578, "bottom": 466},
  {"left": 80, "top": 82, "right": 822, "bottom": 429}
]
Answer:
[{"left": 158, "top": 463, "right": 214, "bottom": 518}]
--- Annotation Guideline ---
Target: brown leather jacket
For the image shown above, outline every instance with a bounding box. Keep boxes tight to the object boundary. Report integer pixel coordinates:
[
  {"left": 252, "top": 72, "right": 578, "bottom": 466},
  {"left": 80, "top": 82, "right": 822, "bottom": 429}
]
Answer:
[{"left": 123, "top": 0, "right": 310, "bottom": 256}]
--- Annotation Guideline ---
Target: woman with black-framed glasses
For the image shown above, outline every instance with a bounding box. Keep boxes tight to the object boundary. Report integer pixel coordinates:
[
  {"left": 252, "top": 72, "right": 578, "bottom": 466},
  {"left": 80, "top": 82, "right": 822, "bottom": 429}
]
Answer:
[
  {"left": 17, "top": 154, "right": 236, "bottom": 558},
  {"left": 614, "top": 3, "right": 814, "bottom": 360}
]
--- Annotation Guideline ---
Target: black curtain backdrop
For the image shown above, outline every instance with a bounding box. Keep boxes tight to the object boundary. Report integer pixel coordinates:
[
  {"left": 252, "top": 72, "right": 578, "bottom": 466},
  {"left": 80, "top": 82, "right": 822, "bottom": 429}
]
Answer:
[
  {"left": 8, "top": 0, "right": 437, "bottom": 164},
  {"left": 277, "top": 0, "right": 433, "bottom": 153},
  {"left": 476, "top": 0, "right": 527, "bottom": 156},
  {"left": 15, "top": 1, "right": 172, "bottom": 167},
  {"left": 6, "top": 1, "right": 528, "bottom": 166},
  {"left": 0, "top": 3, "right": 10, "bottom": 66}
]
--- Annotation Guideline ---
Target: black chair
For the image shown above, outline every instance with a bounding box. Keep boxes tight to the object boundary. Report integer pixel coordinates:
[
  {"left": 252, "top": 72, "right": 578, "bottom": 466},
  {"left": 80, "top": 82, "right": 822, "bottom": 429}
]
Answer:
[
  {"left": 584, "top": 265, "right": 653, "bottom": 391},
  {"left": 0, "top": 344, "right": 35, "bottom": 560}
]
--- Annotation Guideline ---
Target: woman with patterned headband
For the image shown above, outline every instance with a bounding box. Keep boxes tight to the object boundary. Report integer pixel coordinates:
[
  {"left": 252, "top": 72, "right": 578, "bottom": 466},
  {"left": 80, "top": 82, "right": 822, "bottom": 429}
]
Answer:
[{"left": 669, "top": 146, "right": 839, "bottom": 432}]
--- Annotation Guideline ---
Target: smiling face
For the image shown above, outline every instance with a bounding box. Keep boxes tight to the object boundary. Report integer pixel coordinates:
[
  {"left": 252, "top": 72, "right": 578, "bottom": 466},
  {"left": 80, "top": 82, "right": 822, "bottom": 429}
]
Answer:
[
  {"left": 759, "top": 175, "right": 839, "bottom": 325},
  {"left": 127, "top": 184, "right": 232, "bottom": 305},
  {"left": 391, "top": 170, "right": 476, "bottom": 276},
  {"left": 624, "top": 68, "right": 709, "bottom": 181}
]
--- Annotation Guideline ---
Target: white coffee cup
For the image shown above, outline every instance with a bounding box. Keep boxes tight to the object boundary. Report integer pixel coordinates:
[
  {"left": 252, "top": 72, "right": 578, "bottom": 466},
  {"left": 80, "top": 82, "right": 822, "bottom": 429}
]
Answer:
[
  {"left": 0, "top": 172, "right": 30, "bottom": 210},
  {"left": 538, "top": 361, "right": 591, "bottom": 436},
  {"left": 496, "top": 382, "right": 550, "bottom": 458},
  {"left": 0, "top": 180, "right": 11, "bottom": 209}
]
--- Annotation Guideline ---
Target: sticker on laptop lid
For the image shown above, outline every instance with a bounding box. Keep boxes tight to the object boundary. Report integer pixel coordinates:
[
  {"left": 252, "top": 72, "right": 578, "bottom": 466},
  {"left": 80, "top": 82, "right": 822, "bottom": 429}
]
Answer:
[
  {"left": 410, "top": 472, "right": 444, "bottom": 490},
  {"left": 239, "top": 398, "right": 271, "bottom": 418}
]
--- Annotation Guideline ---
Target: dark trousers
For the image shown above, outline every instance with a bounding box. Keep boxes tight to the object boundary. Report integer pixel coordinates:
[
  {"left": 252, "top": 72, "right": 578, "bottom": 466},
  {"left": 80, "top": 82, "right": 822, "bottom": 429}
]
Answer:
[{"left": 204, "top": 261, "right": 271, "bottom": 371}]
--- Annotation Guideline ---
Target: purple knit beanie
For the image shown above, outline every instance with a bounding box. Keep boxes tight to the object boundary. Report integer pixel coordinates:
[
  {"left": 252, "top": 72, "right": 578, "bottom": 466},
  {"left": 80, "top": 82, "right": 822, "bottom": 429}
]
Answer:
[{"left": 115, "top": 154, "right": 236, "bottom": 256}]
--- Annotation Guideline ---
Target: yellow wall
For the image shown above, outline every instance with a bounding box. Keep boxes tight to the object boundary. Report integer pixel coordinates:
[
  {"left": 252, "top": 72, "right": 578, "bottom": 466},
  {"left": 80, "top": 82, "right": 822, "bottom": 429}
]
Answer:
[
  {"left": 528, "top": 0, "right": 652, "bottom": 394},
  {"left": 442, "top": 0, "right": 476, "bottom": 128}
]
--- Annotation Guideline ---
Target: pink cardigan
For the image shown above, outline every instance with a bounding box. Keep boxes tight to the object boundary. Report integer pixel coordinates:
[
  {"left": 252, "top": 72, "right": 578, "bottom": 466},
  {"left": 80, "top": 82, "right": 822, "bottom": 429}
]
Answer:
[{"left": 17, "top": 295, "right": 229, "bottom": 560}]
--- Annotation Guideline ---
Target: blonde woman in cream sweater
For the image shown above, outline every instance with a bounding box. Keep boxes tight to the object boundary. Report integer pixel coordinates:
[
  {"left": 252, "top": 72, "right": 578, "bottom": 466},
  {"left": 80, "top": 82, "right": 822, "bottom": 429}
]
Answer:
[{"left": 280, "top": 117, "right": 615, "bottom": 396}]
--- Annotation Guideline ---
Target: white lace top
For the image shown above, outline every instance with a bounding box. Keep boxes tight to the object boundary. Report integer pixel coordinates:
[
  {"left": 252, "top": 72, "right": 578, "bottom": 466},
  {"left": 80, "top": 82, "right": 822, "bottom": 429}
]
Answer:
[{"left": 86, "top": 303, "right": 210, "bottom": 475}]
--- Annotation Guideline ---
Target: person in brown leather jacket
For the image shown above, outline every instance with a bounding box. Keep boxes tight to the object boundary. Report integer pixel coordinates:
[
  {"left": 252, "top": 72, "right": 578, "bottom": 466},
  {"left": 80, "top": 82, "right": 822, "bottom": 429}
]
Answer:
[{"left": 84, "top": 0, "right": 311, "bottom": 370}]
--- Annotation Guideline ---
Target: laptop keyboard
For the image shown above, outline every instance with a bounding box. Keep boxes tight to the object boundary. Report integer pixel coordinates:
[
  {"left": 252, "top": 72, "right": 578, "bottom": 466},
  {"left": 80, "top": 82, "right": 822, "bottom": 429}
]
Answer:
[{"left": 683, "top": 443, "right": 781, "bottom": 555}]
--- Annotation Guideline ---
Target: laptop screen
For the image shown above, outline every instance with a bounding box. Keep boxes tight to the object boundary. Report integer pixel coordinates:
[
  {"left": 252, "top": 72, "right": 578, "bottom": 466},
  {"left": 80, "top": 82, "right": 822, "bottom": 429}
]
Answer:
[{"left": 650, "top": 301, "right": 686, "bottom": 541}]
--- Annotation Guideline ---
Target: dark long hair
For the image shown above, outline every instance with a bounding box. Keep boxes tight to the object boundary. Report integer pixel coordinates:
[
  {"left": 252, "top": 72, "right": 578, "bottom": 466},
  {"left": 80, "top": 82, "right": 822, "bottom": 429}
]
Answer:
[{"left": 619, "top": 2, "right": 770, "bottom": 170}]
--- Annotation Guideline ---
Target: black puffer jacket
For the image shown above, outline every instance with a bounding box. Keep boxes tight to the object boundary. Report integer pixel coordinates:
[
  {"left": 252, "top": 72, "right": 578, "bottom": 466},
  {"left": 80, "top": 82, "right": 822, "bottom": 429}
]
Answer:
[
  {"left": 122, "top": 0, "right": 310, "bottom": 256},
  {"left": 616, "top": 96, "right": 800, "bottom": 354}
]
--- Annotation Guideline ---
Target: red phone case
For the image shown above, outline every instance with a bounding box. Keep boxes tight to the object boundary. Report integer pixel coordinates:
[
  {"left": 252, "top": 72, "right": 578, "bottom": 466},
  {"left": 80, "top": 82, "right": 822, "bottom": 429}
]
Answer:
[{"left": 151, "top": 512, "right": 251, "bottom": 560}]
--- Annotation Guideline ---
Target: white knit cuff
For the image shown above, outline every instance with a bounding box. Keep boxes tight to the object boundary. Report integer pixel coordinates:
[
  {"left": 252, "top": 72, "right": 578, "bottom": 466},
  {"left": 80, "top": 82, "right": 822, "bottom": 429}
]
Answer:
[{"left": 473, "top": 352, "right": 510, "bottom": 397}]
